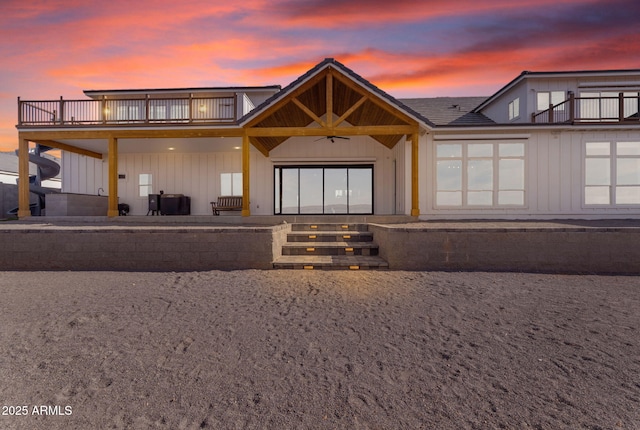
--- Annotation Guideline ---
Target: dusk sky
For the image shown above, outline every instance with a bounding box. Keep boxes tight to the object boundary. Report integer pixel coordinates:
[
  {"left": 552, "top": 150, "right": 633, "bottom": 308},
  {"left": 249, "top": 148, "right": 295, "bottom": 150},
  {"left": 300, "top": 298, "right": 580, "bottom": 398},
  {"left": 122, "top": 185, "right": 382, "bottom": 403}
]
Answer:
[{"left": 2, "top": 0, "right": 639, "bottom": 151}]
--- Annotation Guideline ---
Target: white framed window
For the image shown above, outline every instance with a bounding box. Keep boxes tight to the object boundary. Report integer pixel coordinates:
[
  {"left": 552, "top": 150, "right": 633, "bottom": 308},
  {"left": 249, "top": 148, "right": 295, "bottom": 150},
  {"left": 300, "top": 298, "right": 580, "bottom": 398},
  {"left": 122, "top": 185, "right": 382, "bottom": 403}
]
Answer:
[
  {"left": 585, "top": 141, "right": 640, "bottom": 205},
  {"left": 139, "top": 173, "right": 153, "bottom": 197},
  {"left": 508, "top": 98, "right": 520, "bottom": 120},
  {"left": 221, "top": 172, "right": 242, "bottom": 196},
  {"left": 537, "top": 91, "right": 565, "bottom": 111},
  {"left": 436, "top": 142, "right": 525, "bottom": 207}
]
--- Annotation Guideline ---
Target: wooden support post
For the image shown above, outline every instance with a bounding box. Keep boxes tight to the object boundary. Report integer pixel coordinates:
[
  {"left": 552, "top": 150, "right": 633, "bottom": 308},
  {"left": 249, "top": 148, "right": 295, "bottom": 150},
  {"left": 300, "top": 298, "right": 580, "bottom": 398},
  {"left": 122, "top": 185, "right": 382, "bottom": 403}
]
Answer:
[
  {"left": 411, "top": 132, "right": 420, "bottom": 217},
  {"left": 242, "top": 132, "right": 250, "bottom": 217},
  {"left": 17, "top": 136, "right": 31, "bottom": 218},
  {"left": 326, "top": 72, "right": 333, "bottom": 128},
  {"left": 107, "top": 136, "right": 119, "bottom": 217}
]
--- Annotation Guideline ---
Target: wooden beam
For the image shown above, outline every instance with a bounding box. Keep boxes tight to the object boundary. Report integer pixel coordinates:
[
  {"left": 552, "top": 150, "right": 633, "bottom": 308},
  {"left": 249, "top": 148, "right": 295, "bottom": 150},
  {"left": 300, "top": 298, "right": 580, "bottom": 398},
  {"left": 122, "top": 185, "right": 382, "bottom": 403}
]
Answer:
[
  {"left": 242, "top": 132, "right": 250, "bottom": 217},
  {"left": 331, "top": 72, "right": 418, "bottom": 126},
  {"left": 19, "top": 127, "right": 244, "bottom": 141},
  {"left": 17, "top": 135, "right": 31, "bottom": 218},
  {"left": 244, "top": 72, "right": 327, "bottom": 127},
  {"left": 32, "top": 139, "right": 103, "bottom": 159},
  {"left": 334, "top": 95, "right": 367, "bottom": 127},
  {"left": 411, "top": 133, "right": 420, "bottom": 217},
  {"left": 291, "top": 97, "right": 326, "bottom": 127},
  {"left": 249, "top": 137, "right": 270, "bottom": 157},
  {"left": 326, "top": 71, "right": 333, "bottom": 128},
  {"left": 107, "top": 137, "right": 119, "bottom": 217},
  {"left": 246, "top": 124, "right": 418, "bottom": 137}
]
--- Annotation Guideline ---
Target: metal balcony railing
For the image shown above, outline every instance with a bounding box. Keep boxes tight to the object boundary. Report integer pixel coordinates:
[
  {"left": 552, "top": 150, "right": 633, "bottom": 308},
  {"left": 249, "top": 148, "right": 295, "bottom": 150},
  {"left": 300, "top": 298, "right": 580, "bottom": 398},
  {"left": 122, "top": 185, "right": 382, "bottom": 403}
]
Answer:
[
  {"left": 532, "top": 92, "right": 640, "bottom": 124},
  {"left": 18, "top": 95, "right": 237, "bottom": 126}
]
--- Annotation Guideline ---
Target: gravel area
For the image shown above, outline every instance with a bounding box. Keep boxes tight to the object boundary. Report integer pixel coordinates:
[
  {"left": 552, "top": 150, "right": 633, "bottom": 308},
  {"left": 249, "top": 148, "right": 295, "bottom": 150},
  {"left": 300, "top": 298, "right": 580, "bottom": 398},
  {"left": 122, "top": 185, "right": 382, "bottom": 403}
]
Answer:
[{"left": 1, "top": 270, "right": 639, "bottom": 429}]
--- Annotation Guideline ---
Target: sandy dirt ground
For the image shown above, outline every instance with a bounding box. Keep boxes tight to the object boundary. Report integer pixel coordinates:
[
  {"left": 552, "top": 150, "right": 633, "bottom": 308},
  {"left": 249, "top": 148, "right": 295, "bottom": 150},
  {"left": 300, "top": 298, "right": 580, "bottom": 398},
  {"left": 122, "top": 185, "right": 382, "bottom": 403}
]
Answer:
[{"left": 0, "top": 270, "right": 639, "bottom": 430}]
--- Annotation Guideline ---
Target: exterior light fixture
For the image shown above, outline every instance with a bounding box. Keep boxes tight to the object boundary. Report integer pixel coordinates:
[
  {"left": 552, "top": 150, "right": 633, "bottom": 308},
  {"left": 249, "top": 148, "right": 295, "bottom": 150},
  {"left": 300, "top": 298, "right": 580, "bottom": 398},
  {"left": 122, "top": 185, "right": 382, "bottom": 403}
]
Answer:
[
  {"left": 168, "top": 147, "right": 175, "bottom": 151},
  {"left": 199, "top": 104, "right": 206, "bottom": 113}
]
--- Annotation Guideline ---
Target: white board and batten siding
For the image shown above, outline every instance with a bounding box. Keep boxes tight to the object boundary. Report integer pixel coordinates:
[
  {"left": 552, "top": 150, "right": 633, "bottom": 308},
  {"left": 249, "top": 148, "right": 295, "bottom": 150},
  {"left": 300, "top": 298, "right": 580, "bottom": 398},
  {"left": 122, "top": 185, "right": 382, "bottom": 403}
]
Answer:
[
  {"left": 61, "top": 134, "right": 407, "bottom": 216},
  {"left": 266, "top": 135, "right": 403, "bottom": 215},
  {"left": 422, "top": 129, "right": 640, "bottom": 220},
  {"left": 63, "top": 151, "right": 244, "bottom": 215}
]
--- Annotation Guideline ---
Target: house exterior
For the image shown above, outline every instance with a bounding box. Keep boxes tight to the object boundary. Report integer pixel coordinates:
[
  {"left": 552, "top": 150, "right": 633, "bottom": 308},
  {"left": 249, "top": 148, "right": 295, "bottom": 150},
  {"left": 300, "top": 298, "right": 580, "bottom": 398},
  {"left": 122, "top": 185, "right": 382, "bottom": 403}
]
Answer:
[{"left": 15, "top": 59, "right": 640, "bottom": 220}]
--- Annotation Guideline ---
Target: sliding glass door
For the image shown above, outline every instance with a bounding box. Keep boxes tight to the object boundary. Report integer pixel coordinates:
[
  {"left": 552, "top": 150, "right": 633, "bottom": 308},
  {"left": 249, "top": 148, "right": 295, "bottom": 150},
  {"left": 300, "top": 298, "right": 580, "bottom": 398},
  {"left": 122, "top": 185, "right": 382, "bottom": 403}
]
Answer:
[{"left": 274, "top": 165, "right": 373, "bottom": 214}]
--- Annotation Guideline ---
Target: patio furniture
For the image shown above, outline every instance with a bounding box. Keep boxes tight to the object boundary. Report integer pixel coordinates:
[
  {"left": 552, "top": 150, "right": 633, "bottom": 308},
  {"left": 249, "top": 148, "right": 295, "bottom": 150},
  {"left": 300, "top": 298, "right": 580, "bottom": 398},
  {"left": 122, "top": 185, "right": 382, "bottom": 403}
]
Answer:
[{"left": 210, "top": 196, "right": 242, "bottom": 215}]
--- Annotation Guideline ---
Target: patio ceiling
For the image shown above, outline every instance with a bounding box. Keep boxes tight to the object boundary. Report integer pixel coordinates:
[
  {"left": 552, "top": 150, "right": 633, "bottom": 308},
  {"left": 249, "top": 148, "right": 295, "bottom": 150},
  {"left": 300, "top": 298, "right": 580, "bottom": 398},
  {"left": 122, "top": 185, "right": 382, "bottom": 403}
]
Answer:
[
  {"left": 27, "top": 136, "right": 245, "bottom": 157},
  {"left": 244, "top": 65, "right": 420, "bottom": 156}
]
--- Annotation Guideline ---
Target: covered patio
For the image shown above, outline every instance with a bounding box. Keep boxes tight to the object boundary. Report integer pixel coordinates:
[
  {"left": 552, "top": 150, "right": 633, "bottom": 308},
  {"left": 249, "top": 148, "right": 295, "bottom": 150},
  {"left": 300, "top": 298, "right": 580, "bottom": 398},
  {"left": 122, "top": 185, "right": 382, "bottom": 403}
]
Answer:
[{"left": 16, "top": 59, "right": 426, "bottom": 219}]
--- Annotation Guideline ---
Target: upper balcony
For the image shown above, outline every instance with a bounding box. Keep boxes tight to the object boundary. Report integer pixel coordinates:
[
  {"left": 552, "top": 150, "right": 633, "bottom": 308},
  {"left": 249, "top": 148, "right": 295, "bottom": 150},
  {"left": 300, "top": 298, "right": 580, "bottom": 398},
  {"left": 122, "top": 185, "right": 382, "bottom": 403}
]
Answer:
[
  {"left": 532, "top": 92, "right": 640, "bottom": 124},
  {"left": 17, "top": 94, "right": 243, "bottom": 128}
]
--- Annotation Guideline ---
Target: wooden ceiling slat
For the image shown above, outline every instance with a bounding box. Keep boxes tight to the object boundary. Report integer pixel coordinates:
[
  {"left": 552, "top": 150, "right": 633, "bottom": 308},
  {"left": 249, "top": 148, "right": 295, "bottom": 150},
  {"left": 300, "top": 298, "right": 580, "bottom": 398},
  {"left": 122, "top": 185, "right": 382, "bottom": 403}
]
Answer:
[{"left": 246, "top": 64, "right": 419, "bottom": 154}]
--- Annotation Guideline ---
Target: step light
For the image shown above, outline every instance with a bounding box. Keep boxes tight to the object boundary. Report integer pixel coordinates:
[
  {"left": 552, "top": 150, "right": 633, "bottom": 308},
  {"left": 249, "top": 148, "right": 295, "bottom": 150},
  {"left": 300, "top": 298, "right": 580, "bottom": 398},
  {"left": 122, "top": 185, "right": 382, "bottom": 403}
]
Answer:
[
  {"left": 341, "top": 225, "right": 349, "bottom": 229},
  {"left": 310, "top": 225, "right": 318, "bottom": 229},
  {"left": 345, "top": 247, "right": 354, "bottom": 252},
  {"left": 306, "top": 247, "right": 315, "bottom": 252},
  {"left": 343, "top": 235, "right": 351, "bottom": 239},
  {"left": 309, "top": 235, "right": 317, "bottom": 239},
  {"left": 304, "top": 265, "right": 314, "bottom": 270},
  {"left": 349, "top": 265, "right": 360, "bottom": 270}
]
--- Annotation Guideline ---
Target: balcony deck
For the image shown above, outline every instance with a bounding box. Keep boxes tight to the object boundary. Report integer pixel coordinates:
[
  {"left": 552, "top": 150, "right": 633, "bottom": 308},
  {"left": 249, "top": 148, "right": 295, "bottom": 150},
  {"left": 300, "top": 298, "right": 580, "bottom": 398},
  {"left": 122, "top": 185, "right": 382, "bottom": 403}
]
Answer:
[
  {"left": 533, "top": 92, "right": 640, "bottom": 124},
  {"left": 17, "top": 95, "right": 238, "bottom": 128}
]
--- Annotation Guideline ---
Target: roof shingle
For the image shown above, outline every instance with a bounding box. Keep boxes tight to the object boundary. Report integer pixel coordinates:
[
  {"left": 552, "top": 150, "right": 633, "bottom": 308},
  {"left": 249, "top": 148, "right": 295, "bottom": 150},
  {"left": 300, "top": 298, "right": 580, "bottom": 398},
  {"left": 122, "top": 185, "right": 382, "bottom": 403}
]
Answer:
[{"left": 398, "top": 97, "right": 493, "bottom": 126}]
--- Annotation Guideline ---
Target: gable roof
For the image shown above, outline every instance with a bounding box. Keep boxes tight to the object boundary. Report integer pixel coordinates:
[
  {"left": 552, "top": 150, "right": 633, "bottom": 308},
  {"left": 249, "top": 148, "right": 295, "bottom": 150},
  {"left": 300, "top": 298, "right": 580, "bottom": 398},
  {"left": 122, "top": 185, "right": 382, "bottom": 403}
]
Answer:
[
  {"left": 240, "top": 58, "right": 427, "bottom": 154},
  {"left": 240, "top": 58, "right": 434, "bottom": 128}
]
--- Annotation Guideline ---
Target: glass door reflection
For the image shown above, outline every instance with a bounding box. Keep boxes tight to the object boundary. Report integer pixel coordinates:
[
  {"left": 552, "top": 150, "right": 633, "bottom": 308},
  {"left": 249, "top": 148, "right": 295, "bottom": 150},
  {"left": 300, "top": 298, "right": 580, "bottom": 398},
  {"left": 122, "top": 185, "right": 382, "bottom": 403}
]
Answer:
[
  {"left": 348, "top": 168, "right": 373, "bottom": 214},
  {"left": 324, "top": 168, "right": 348, "bottom": 214},
  {"left": 299, "top": 168, "right": 323, "bottom": 213},
  {"left": 274, "top": 165, "right": 373, "bottom": 215}
]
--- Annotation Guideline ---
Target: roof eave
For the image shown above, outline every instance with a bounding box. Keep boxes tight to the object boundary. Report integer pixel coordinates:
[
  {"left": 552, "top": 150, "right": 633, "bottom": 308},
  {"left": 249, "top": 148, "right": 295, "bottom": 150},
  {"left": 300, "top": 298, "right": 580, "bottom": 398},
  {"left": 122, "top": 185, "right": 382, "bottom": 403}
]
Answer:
[{"left": 83, "top": 85, "right": 282, "bottom": 99}]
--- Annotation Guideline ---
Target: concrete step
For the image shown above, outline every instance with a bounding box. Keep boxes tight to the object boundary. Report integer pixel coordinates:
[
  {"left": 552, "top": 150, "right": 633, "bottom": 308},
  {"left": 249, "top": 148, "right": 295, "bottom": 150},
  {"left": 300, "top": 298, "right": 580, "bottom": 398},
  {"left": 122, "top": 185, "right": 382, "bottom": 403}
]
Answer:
[
  {"left": 273, "top": 255, "right": 389, "bottom": 270},
  {"left": 286, "top": 231, "right": 373, "bottom": 242},
  {"left": 282, "top": 241, "right": 379, "bottom": 256},
  {"left": 277, "top": 222, "right": 387, "bottom": 270},
  {"left": 291, "top": 223, "right": 369, "bottom": 232}
]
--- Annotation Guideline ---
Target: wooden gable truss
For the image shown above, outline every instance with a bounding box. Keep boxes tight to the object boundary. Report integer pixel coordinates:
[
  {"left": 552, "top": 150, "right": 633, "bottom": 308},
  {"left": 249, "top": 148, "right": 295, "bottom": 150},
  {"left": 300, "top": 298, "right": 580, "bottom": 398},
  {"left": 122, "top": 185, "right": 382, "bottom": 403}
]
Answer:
[
  {"left": 242, "top": 64, "right": 420, "bottom": 216},
  {"left": 244, "top": 66, "right": 420, "bottom": 156}
]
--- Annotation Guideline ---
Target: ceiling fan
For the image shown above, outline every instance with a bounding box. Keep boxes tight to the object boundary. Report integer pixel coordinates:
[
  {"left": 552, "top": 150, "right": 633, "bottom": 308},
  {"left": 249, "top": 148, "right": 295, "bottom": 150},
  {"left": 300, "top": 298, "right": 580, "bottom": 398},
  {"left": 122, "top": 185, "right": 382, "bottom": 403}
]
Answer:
[{"left": 315, "top": 135, "right": 351, "bottom": 143}]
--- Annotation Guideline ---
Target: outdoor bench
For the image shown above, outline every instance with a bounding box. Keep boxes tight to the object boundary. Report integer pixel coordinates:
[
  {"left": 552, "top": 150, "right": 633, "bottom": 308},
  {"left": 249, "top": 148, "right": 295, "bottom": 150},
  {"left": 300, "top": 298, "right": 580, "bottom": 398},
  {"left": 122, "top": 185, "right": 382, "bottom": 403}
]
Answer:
[{"left": 210, "top": 196, "right": 243, "bottom": 215}]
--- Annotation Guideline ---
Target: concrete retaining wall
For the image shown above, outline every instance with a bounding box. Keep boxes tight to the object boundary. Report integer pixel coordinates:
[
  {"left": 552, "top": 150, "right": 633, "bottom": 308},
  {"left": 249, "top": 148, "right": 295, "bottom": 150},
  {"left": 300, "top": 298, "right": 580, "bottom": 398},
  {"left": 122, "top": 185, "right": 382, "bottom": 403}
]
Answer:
[
  {"left": 369, "top": 224, "right": 640, "bottom": 274},
  {"left": 0, "top": 224, "right": 290, "bottom": 271},
  {"left": 1, "top": 221, "right": 638, "bottom": 273}
]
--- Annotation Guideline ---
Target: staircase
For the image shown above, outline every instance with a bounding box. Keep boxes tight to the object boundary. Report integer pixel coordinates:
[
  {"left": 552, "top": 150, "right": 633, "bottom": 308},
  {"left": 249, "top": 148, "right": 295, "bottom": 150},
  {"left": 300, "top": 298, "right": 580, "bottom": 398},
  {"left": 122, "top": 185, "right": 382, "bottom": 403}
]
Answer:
[{"left": 273, "top": 223, "right": 388, "bottom": 270}]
